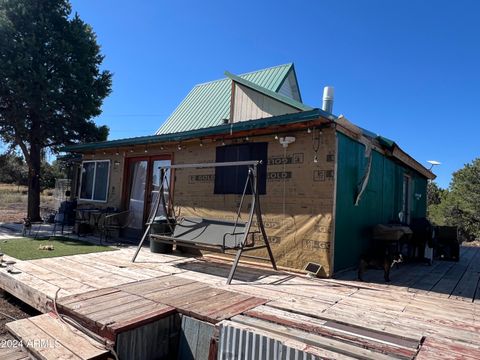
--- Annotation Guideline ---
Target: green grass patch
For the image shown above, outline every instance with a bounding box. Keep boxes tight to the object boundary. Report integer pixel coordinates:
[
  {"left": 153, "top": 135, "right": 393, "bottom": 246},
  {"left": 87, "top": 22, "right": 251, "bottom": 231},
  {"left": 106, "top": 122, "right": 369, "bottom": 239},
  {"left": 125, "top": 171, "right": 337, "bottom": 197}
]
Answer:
[{"left": 0, "top": 237, "right": 116, "bottom": 260}]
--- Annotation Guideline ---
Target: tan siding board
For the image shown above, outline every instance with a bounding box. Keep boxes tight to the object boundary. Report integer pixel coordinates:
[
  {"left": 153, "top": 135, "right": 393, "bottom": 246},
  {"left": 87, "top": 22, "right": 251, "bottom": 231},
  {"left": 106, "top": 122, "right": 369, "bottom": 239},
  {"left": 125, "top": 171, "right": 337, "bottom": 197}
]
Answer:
[
  {"left": 278, "top": 70, "right": 301, "bottom": 102},
  {"left": 232, "top": 84, "right": 300, "bottom": 123}
]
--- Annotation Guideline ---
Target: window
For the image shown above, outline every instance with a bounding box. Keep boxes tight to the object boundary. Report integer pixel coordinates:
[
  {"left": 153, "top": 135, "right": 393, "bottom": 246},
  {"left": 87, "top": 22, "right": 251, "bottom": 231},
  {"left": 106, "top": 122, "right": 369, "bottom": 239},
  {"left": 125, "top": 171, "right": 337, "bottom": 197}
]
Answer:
[
  {"left": 79, "top": 160, "right": 110, "bottom": 201},
  {"left": 214, "top": 142, "right": 267, "bottom": 195}
]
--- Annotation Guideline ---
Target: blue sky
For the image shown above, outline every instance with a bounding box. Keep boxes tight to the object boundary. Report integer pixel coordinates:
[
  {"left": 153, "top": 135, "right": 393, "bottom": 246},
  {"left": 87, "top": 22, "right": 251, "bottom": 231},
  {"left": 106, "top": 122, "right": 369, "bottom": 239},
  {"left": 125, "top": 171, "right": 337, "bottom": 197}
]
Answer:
[{"left": 69, "top": 0, "right": 479, "bottom": 188}]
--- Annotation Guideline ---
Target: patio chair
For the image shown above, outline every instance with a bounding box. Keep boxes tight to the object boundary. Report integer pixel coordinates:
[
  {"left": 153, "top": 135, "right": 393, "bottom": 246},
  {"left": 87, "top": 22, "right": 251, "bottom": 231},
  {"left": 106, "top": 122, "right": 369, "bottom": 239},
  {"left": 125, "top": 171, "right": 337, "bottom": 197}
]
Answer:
[
  {"left": 52, "top": 200, "right": 77, "bottom": 236},
  {"left": 100, "top": 210, "right": 131, "bottom": 243},
  {"left": 26, "top": 207, "right": 56, "bottom": 239}
]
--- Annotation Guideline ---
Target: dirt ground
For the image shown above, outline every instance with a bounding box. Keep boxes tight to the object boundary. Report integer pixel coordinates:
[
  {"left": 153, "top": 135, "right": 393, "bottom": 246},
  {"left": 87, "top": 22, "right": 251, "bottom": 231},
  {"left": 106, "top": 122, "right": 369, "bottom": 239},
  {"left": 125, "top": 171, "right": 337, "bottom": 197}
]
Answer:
[
  {"left": 0, "top": 208, "right": 26, "bottom": 224},
  {"left": 0, "top": 183, "right": 57, "bottom": 224},
  {"left": 0, "top": 292, "right": 39, "bottom": 341}
]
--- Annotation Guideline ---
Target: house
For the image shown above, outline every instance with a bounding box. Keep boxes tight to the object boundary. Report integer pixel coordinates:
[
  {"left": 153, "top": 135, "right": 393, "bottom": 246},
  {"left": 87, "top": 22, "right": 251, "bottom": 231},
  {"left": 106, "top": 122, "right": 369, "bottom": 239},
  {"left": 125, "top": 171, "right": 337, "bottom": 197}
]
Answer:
[{"left": 63, "top": 63, "right": 435, "bottom": 276}]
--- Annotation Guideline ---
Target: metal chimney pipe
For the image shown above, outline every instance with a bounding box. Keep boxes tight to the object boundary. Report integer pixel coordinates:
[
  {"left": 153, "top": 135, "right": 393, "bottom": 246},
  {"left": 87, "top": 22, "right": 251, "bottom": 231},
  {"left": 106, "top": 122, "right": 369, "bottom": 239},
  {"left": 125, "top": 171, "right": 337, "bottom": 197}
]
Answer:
[{"left": 322, "top": 86, "right": 334, "bottom": 113}]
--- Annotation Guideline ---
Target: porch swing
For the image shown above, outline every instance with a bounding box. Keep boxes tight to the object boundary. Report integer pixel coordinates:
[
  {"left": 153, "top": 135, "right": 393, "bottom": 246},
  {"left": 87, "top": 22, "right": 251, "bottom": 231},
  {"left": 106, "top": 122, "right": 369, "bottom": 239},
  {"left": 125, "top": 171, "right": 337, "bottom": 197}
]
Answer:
[{"left": 131, "top": 160, "right": 277, "bottom": 284}]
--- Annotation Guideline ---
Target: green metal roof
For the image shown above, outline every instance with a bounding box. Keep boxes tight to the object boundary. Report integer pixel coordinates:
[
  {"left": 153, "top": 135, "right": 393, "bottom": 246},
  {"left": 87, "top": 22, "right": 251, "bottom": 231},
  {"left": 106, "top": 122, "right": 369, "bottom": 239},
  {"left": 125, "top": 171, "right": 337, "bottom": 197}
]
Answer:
[
  {"left": 376, "top": 136, "right": 396, "bottom": 149},
  {"left": 224, "top": 71, "right": 312, "bottom": 111},
  {"left": 63, "top": 108, "right": 335, "bottom": 152},
  {"left": 358, "top": 127, "right": 396, "bottom": 148},
  {"left": 156, "top": 63, "right": 303, "bottom": 135}
]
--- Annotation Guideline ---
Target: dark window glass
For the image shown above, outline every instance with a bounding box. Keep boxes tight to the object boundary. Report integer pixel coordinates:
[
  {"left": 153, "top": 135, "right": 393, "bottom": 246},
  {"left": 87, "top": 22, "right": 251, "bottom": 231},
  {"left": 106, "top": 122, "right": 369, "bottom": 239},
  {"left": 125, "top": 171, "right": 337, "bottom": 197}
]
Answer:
[
  {"left": 80, "top": 162, "right": 95, "bottom": 200},
  {"left": 93, "top": 161, "right": 109, "bottom": 201},
  {"left": 79, "top": 161, "right": 110, "bottom": 201},
  {"left": 214, "top": 142, "right": 267, "bottom": 195}
]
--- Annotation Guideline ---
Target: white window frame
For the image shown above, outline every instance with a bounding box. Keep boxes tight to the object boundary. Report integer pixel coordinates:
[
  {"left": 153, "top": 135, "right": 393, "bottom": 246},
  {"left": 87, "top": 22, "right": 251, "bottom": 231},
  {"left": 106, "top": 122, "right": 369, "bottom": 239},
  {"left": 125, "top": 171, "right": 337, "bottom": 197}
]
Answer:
[{"left": 78, "top": 160, "right": 110, "bottom": 202}]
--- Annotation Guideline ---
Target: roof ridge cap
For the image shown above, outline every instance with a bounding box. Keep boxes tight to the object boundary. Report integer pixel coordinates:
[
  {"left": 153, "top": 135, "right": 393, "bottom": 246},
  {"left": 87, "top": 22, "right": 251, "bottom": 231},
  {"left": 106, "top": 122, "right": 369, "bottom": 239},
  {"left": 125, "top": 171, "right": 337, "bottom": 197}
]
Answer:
[{"left": 191, "top": 63, "right": 293, "bottom": 88}]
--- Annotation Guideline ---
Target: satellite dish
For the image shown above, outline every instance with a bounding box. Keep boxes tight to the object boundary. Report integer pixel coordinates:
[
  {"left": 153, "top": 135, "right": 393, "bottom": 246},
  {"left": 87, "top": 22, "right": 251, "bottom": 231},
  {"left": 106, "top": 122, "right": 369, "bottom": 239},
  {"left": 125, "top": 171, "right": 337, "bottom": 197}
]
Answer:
[{"left": 427, "top": 160, "right": 441, "bottom": 170}]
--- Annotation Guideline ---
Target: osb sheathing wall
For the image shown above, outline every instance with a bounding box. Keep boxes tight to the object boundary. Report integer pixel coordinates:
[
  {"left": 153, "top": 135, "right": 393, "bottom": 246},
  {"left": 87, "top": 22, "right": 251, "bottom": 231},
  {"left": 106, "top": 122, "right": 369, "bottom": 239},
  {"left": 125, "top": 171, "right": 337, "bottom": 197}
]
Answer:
[
  {"left": 173, "top": 128, "right": 336, "bottom": 276},
  {"left": 77, "top": 128, "right": 336, "bottom": 275}
]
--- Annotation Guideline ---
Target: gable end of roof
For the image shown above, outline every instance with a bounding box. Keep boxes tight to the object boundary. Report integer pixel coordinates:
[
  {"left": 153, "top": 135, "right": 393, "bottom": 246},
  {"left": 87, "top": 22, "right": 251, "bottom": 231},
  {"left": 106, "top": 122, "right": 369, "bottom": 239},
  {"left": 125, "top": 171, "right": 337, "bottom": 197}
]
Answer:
[
  {"left": 155, "top": 64, "right": 297, "bottom": 135},
  {"left": 225, "top": 71, "right": 312, "bottom": 112}
]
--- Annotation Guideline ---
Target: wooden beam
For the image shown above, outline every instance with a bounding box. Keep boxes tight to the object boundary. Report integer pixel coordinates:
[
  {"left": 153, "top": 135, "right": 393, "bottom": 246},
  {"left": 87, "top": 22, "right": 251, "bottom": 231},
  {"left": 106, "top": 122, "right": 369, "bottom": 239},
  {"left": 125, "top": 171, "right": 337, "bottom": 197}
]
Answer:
[
  {"left": 0, "top": 271, "right": 51, "bottom": 313},
  {"left": 392, "top": 146, "right": 436, "bottom": 179}
]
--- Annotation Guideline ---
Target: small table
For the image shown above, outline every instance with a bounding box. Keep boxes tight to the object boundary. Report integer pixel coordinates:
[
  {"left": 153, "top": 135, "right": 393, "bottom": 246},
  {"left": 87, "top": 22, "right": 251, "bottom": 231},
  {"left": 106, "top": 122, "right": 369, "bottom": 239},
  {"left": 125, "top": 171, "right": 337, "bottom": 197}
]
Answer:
[{"left": 75, "top": 208, "right": 103, "bottom": 236}]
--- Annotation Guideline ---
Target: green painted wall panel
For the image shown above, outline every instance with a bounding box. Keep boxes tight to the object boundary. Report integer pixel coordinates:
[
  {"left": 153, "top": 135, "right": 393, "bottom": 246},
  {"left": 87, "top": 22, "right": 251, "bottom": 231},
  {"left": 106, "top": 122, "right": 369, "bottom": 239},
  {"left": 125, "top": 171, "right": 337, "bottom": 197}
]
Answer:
[
  {"left": 411, "top": 173, "right": 427, "bottom": 218},
  {"left": 333, "top": 133, "right": 428, "bottom": 272}
]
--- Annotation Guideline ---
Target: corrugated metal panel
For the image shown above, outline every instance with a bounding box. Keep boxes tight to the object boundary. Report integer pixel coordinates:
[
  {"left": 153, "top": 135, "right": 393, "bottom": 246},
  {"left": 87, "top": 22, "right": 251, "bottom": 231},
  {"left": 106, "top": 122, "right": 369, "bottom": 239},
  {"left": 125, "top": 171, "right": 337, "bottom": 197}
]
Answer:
[
  {"left": 157, "top": 64, "right": 296, "bottom": 135},
  {"left": 178, "top": 316, "right": 216, "bottom": 360},
  {"left": 115, "top": 313, "right": 181, "bottom": 360},
  {"left": 218, "top": 323, "right": 319, "bottom": 360}
]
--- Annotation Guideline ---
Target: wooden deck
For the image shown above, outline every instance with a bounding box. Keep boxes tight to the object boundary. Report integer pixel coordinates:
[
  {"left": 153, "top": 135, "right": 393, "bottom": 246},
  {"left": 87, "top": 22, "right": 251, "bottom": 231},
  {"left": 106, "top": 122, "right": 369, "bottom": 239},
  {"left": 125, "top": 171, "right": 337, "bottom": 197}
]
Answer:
[
  {"left": 6, "top": 314, "right": 109, "bottom": 360},
  {"left": 0, "top": 347, "right": 29, "bottom": 360},
  {"left": 0, "top": 245, "right": 479, "bottom": 359},
  {"left": 55, "top": 274, "right": 266, "bottom": 342}
]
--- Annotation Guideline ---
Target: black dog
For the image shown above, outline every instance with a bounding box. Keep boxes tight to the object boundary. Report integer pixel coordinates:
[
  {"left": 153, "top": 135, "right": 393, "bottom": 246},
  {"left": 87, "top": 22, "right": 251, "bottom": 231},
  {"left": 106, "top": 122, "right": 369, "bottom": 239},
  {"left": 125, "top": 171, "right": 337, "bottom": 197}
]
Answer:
[{"left": 358, "top": 251, "right": 403, "bottom": 282}]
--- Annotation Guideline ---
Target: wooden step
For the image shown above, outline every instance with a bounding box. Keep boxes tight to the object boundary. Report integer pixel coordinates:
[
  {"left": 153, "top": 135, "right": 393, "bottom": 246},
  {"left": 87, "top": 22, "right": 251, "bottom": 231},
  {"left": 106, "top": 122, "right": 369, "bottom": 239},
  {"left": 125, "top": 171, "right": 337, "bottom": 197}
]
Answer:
[
  {"left": 218, "top": 320, "right": 358, "bottom": 359},
  {"left": 230, "top": 315, "right": 404, "bottom": 360},
  {"left": 0, "top": 345, "right": 30, "bottom": 360},
  {"left": 6, "top": 313, "right": 109, "bottom": 360},
  {"left": 244, "top": 305, "right": 422, "bottom": 357}
]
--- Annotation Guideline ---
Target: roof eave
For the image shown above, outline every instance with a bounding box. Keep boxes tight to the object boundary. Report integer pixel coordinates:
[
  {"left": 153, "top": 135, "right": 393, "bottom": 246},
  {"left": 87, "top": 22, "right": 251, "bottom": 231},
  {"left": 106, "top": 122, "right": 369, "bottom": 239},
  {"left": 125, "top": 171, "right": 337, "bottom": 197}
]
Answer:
[
  {"left": 390, "top": 145, "right": 436, "bottom": 180},
  {"left": 62, "top": 109, "right": 335, "bottom": 153}
]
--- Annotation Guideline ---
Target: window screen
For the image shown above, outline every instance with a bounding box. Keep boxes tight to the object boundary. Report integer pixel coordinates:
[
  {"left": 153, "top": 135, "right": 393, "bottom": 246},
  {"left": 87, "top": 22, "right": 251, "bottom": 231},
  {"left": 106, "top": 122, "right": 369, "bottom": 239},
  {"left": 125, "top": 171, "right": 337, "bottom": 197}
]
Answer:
[{"left": 214, "top": 142, "right": 267, "bottom": 195}]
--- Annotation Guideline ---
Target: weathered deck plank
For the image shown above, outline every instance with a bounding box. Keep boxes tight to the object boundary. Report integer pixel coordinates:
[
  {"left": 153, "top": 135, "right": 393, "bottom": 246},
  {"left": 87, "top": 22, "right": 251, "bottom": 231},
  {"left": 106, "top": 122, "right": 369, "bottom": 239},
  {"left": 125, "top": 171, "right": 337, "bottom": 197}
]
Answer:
[
  {"left": 231, "top": 314, "right": 398, "bottom": 360},
  {"left": 450, "top": 247, "right": 480, "bottom": 301},
  {"left": 54, "top": 272, "right": 267, "bottom": 344},
  {"left": 0, "top": 347, "right": 30, "bottom": 360},
  {"left": 415, "top": 337, "right": 480, "bottom": 360},
  {"left": 56, "top": 288, "right": 176, "bottom": 341},
  {"left": 429, "top": 247, "right": 477, "bottom": 297},
  {"left": 243, "top": 305, "right": 420, "bottom": 359},
  {"left": 0, "top": 246, "right": 478, "bottom": 359},
  {"left": 6, "top": 314, "right": 109, "bottom": 360}
]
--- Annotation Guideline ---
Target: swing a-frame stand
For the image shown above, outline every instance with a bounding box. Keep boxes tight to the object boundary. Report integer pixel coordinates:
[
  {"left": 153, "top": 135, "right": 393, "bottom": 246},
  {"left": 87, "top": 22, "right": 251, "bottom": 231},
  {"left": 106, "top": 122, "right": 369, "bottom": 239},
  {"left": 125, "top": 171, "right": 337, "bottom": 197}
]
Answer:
[{"left": 131, "top": 160, "right": 277, "bottom": 284}]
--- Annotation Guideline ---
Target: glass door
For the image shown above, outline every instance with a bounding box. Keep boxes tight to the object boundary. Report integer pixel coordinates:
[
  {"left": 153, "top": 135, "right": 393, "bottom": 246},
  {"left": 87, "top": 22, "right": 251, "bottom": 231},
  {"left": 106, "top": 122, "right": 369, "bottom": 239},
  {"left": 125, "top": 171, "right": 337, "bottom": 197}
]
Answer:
[
  {"left": 125, "top": 159, "right": 148, "bottom": 238},
  {"left": 147, "top": 159, "right": 171, "bottom": 220},
  {"left": 124, "top": 156, "right": 171, "bottom": 239}
]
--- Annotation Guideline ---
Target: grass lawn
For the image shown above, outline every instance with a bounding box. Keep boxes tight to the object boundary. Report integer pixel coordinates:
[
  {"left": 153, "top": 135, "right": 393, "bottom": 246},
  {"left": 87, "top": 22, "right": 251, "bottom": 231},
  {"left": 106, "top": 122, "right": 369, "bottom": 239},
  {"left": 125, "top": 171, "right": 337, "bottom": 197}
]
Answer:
[{"left": 0, "top": 237, "right": 116, "bottom": 260}]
